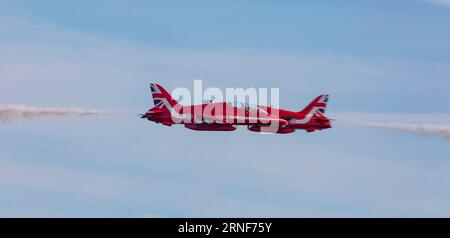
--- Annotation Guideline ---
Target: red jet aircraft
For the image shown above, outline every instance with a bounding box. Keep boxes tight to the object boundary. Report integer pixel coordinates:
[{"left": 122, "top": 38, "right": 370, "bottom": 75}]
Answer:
[{"left": 141, "top": 83, "right": 332, "bottom": 134}]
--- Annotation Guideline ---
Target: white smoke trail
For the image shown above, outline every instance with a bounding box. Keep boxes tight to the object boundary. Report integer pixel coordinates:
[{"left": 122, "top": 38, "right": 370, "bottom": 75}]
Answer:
[
  {"left": 0, "top": 105, "right": 113, "bottom": 123},
  {"left": 365, "top": 123, "right": 450, "bottom": 141}
]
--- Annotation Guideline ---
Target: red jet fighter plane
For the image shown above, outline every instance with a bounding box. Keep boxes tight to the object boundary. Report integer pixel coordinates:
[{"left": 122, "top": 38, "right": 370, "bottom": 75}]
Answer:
[{"left": 141, "top": 83, "right": 332, "bottom": 134}]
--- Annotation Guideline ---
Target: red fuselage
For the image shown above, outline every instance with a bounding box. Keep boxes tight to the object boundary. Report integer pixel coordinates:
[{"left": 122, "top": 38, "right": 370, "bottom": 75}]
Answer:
[{"left": 143, "top": 102, "right": 331, "bottom": 133}]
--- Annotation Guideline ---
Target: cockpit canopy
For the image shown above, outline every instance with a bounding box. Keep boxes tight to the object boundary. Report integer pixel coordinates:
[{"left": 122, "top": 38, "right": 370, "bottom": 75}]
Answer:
[{"left": 227, "top": 101, "right": 269, "bottom": 115}]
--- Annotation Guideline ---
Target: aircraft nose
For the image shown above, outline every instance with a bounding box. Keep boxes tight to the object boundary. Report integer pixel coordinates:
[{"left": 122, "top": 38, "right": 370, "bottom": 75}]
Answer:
[
  {"left": 323, "top": 121, "right": 332, "bottom": 128},
  {"left": 140, "top": 112, "right": 150, "bottom": 119}
]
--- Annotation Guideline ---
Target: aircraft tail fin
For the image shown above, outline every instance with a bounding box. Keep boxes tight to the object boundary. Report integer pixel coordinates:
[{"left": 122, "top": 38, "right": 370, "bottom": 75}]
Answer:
[
  {"left": 299, "top": 95, "right": 329, "bottom": 115},
  {"left": 149, "top": 83, "right": 180, "bottom": 109}
]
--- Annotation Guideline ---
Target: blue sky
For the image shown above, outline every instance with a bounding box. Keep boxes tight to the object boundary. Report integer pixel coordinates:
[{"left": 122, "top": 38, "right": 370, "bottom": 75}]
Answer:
[{"left": 0, "top": 0, "right": 450, "bottom": 217}]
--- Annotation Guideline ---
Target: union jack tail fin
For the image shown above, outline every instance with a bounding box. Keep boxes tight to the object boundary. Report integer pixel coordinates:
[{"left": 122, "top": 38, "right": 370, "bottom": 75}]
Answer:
[
  {"left": 149, "top": 83, "right": 180, "bottom": 109},
  {"left": 299, "top": 95, "right": 329, "bottom": 116}
]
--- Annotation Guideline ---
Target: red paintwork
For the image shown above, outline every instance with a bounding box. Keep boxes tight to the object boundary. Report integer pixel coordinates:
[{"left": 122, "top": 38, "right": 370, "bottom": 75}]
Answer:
[
  {"left": 248, "top": 125, "right": 295, "bottom": 134},
  {"left": 185, "top": 124, "right": 236, "bottom": 131},
  {"left": 142, "top": 83, "right": 332, "bottom": 134}
]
